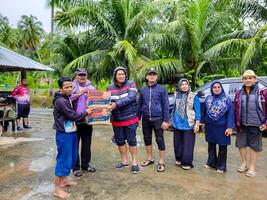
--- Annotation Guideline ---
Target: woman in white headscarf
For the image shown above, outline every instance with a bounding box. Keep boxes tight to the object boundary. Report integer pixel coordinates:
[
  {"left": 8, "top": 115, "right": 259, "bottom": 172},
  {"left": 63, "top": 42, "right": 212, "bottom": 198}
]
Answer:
[{"left": 172, "top": 78, "right": 201, "bottom": 170}]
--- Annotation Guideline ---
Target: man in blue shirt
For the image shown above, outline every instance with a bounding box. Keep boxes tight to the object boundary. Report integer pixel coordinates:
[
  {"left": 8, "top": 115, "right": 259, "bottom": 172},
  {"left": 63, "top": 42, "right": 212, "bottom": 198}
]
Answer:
[{"left": 138, "top": 68, "right": 169, "bottom": 172}]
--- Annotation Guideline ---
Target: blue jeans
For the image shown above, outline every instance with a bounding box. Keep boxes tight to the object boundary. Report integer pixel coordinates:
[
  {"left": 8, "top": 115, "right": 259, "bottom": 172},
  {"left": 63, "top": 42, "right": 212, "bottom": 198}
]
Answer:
[{"left": 55, "top": 131, "right": 78, "bottom": 176}]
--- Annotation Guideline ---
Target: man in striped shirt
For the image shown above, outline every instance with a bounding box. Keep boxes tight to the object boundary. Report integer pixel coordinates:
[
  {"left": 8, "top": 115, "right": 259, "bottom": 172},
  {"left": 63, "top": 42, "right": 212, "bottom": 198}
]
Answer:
[{"left": 107, "top": 66, "right": 139, "bottom": 174}]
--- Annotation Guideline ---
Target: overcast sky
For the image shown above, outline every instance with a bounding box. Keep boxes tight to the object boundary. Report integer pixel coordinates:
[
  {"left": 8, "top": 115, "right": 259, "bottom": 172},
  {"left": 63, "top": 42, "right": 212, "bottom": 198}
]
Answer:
[{"left": 0, "top": 0, "right": 51, "bottom": 33}]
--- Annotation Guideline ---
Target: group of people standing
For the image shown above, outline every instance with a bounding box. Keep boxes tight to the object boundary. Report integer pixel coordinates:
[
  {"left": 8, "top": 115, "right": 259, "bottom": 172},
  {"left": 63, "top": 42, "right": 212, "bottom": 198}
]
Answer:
[{"left": 52, "top": 67, "right": 266, "bottom": 199}]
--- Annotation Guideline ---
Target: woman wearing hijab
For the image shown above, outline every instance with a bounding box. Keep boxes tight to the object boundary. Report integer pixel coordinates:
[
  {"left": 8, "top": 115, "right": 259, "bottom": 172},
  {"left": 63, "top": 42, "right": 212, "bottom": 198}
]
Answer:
[
  {"left": 172, "top": 78, "right": 201, "bottom": 170},
  {"left": 201, "top": 81, "right": 234, "bottom": 174}
]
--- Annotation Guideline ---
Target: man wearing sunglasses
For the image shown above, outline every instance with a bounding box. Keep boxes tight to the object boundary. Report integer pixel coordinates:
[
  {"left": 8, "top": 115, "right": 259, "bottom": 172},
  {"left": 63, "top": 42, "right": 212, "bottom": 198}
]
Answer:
[
  {"left": 234, "top": 69, "right": 267, "bottom": 178},
  {"left": 70, "top": 68, "right": 96, "bottom": 177}
]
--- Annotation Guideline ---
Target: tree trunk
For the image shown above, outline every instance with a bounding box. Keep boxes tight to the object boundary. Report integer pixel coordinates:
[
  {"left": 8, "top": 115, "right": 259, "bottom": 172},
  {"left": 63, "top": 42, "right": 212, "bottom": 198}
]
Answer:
[
  {"left": 191, "top": 70, "right": 197, "bottom": 90},
  {"left": 48, "top": 4, "right": 55, "bottom": 96}
]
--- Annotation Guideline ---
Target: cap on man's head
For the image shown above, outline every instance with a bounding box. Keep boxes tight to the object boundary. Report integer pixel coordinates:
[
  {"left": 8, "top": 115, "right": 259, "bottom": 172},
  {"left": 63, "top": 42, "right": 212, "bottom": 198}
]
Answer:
[
  {"left": 146, "top": 68, "right": 158, "bottom": 75},
  {"left": 75, "top": 68, "right": 87, "bottom": 75},
  {"left": 242, "top": 69, "right": 256, "bottom": 78}
]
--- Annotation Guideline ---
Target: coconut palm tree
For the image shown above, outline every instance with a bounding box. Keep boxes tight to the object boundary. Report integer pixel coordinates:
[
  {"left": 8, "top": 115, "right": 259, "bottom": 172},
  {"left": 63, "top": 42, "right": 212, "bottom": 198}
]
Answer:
[
  {"left": 0, "top": 18, "right": 18, "bottom": 50},
  {"left": 146, "top": 0, "right": 267, "bottom": 88},
  {"left": 54, "top": 0, "right": 184, "bottom": 84},
  {"left": 17, "top": 15, "right": 44, "bottom": 61}
]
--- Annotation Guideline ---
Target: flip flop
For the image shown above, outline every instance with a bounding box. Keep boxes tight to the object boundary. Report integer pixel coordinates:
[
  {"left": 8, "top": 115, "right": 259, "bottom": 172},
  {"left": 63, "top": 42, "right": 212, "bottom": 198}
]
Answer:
[
  {"left": 157, "top": 163, "right": 165, "bottom": 172},
  {"left": 141, "top": 160, "right": 155, "bottom": 167},
  {"left": 246, "top": 170, "right": 256, "bottom": 178},
  {"left": 237, "top": 164, "right": 248, "bottom": 173}
]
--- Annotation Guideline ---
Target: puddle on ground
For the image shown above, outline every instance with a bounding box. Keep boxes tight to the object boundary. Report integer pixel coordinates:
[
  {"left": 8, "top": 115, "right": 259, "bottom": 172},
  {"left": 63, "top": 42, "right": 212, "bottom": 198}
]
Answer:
[
  {"left": 0, "top": 137, "right": 45, "bottom": 146},
  {"left": 29, "top": 155, "right": 54, "bottom": 172},
  {"left": 19, "top": 182, "right": 54, "bottom": 200}
]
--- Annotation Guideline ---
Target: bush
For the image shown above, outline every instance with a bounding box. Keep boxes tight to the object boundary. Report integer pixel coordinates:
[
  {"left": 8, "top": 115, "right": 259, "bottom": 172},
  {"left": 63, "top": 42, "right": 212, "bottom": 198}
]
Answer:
[{"left": 31, "top": 95, "right": 53, "bottom": 108}]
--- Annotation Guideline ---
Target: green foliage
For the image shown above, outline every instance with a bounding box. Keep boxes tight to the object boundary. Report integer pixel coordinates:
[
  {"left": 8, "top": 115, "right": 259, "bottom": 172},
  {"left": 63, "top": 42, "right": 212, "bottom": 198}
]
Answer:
[
  {"left": 95, "top": 79, "right": 110, "bottom": 91},
  {"left": 53, "top": 0, "right": 185, "bottom": 86},
  {"left": 2, "top": 0, "right": 267, "bottom": 97},
  {"left": 31, "top": 95, "right": 53, "bottom": 108},
  {"left": 17, "top": 15, "right": 44, "bottom": 50}
]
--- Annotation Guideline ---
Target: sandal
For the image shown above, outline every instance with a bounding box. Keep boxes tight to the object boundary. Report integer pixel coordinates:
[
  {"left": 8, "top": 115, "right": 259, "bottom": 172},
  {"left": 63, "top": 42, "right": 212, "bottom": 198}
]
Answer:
[
  {"left": 115, "top": 162, "right": 129, "bottom": 169},
  {"left": 175, "top": 161, "right": 181, "bottom": 166},
  {"left": 204, "top": 164, "right": 211, "bottom": 169},
  {"left": 157, "top": 163, "right": 165, "bottom": 172},
  {"left": 141, "top": 160, "right": 155, "bottom": 167},
  {"left": 216, "top": 169, "right": 224, "bottom": 174},
  {"left": 246, "top": 170, "right": 256, "bottom": 178},
  {"left": 73, "top": 170, "right": 82, "bottom": 177},
  {"left": 237, "top": 164, "right": 248, "bottom": 173}
]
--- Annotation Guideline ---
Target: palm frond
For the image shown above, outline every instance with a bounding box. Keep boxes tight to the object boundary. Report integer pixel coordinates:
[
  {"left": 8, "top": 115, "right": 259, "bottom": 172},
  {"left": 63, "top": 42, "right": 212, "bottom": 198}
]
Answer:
[
  {"left": 218, "top": 29, "right": 258, "bottom": 40},
  {"left": 145, "top": 32, "right": 180, "bottom": 50},
  {"left": 55, "top": 6, "right": 119, "bottom": 39},
  {"left": 233, "top": 0, "right": 263, "bottom": 20},
  {"left": 185, "top": 0, "right": 211, "bottom": 55},
  {"left": 138, "top": 58, "right": 184, "bottom": 82},
  {"left": 202, "top": 38, "right": 249, "bottom": 60},
  {"left": 113, "top": 40, "right": 137, "bottom": 66},
  {"left": 63, "top": 49, "right": 109, "bottom": 75},
  {"left": 240, "top": 22, "right": 267, "bottom": 69}
]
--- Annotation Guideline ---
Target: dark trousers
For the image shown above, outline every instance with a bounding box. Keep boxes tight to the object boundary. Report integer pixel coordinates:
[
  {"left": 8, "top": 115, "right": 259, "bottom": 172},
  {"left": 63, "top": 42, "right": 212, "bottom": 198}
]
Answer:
[
  {"left": 173, "top": 129, "right": 195, "bottom": 167},
  {"left": 142, "top": 118, "right": 165, "bottom": 150},
  {"left": 113, "top": 123, "right": 138, "bottom": 146},
  {"left": 74, "top": 123, "right": 93, "bottom": 171},
  {"left": 206, "top": 143, "right": 227, "bottom": 171}
]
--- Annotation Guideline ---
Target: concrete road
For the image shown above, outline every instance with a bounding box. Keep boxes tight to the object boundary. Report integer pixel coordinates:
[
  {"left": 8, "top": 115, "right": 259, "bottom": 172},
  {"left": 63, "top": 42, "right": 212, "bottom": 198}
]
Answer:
[{"left": 0, "top": 113, "right": 266, "bottom": 200}]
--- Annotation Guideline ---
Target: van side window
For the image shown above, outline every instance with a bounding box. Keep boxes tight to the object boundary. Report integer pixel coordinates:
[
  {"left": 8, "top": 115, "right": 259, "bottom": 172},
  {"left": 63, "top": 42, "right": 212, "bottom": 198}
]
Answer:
[{"left": 229, "top": 83, "right": 242, "bottom": 95}]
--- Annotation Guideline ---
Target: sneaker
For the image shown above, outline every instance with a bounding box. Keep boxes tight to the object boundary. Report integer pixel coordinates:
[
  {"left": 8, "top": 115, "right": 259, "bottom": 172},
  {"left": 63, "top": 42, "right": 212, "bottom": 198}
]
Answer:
[
  {"left": 73, "top": 170, "right": 83, "bottom": 177},
  {"left": 23, "top": 125, "right": 32, "bottom": 129},
  {"left": 115, "top": 162, "right": 129, "bottom": 169},
  {"left": 17, "top": 126, "right": 23, "bottom": 131},
  {"left": 82, "top": 164, "right": 96, "bottom": 173},
  {"left": 131, "top": 165, "right": 140, "bottom": 174}
]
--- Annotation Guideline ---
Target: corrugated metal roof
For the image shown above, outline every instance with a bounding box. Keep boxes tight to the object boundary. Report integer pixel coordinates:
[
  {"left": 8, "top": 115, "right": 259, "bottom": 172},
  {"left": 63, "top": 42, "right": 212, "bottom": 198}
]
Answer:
[{"left": 0, "top": 45, "right": 54, "bottom": 72}]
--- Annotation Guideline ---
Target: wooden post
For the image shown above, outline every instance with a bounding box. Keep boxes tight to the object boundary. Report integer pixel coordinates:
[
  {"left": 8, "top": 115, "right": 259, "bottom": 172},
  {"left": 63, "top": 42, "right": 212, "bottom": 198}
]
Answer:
[{"left": 21, "top": 69, "right": 27, "bottom": 83}]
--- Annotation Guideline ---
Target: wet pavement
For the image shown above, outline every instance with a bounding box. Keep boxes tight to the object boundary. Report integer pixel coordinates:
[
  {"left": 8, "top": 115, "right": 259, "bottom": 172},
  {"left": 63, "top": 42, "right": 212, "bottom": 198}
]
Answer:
[{"left": 0, "top": 112, "right": 267, "bottom": 200}]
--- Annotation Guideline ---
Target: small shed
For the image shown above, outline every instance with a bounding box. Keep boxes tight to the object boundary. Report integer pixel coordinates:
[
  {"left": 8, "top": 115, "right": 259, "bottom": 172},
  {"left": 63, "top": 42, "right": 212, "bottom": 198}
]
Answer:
[
  {"left": 0, "top": 45, "right": 53, "bottom": 76},
  {"left": 0, "top": 45, "right": 54, "bottom": 134}
]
